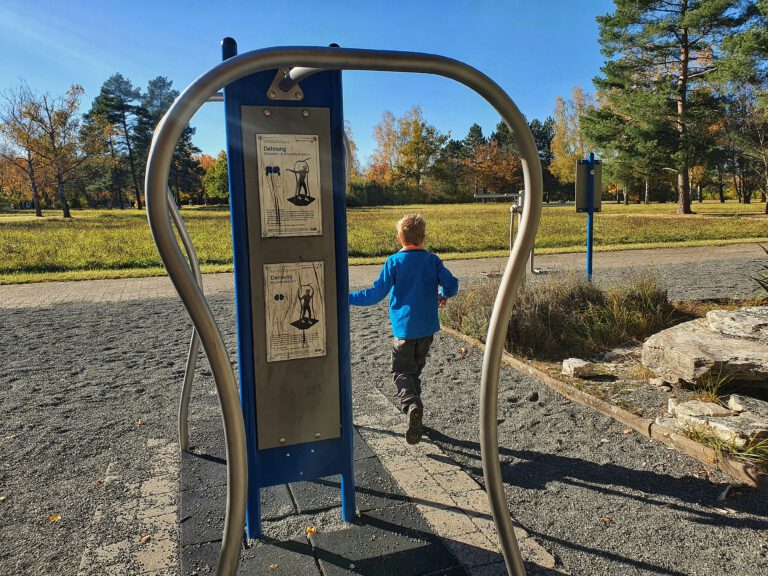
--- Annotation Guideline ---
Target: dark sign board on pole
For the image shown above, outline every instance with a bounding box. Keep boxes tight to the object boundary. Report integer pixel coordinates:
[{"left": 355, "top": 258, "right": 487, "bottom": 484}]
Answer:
[{"left": 575, "top": 159, "right": 602, "bottom": 213}]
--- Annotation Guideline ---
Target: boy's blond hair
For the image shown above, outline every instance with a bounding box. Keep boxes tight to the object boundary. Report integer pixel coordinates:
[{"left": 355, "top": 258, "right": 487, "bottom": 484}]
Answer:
[{"left": 397, "top": 214, "right": 426, "bottom": 245}]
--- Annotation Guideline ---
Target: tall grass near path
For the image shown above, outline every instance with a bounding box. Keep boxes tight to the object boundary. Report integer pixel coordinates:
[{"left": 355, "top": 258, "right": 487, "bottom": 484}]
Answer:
[{"left": 440, "top": 272, "right": 674, "bottom": 359}]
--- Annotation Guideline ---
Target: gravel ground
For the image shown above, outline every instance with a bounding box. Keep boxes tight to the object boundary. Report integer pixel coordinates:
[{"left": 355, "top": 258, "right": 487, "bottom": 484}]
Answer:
[
  {"left": 348, "top": 278, "right": 768, "bottom": 576},
  {"left": 0, "top": 296, "right": 236, "bottom": 575},
  {"left": 1, "top": 246, "right": 765, "bottom": 575}
]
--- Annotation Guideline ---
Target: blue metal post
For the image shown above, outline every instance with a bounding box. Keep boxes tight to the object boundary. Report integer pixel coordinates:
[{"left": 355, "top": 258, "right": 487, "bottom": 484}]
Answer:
[
  {"left": 586, "top": 152, "right": 595, "bottom": 281},
  {"left": 328, "top": 65, "right": 357, "bottom": 523},
  {"left": 221, "top": 41, "right": 355, "bottom": 537},
  {"left": 221, "top": 37, "right": 262, "bottom": 539}
]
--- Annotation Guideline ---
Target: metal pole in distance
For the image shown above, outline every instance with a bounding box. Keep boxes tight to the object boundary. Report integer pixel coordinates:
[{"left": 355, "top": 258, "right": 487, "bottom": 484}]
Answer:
[
  {"left": 146, "top": 46, "right": 542, "bottom": 576},
  {"left": 509, "top": 205, "right": 515, "bottom": 253},
  {"left": 586, "top": 152, "right": 595, "bottom": 281}
]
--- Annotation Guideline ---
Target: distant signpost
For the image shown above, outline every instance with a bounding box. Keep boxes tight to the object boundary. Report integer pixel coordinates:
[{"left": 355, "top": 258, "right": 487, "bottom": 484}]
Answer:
[{"left": 576, "top": 153, "right": 601, "bottom": 280}]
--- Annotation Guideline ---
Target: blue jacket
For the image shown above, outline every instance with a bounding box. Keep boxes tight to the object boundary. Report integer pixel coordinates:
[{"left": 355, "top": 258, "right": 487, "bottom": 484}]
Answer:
[{"left": 349, "top": 249, "right": 459, "bottom": 339}]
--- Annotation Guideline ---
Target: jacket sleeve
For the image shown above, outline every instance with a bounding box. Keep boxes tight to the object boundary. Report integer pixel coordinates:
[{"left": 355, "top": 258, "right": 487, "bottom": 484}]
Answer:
[
  {"left": 437, "top": 259, "right": 459, "bottom": 298},
  {"left": 349, "top": 260, "right": 394, "bottom": 306}
]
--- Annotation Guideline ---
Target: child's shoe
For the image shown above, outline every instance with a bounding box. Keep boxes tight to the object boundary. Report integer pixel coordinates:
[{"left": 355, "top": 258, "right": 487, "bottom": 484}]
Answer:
[{"left": 405, "top": 404, "right": 423, "bottom": 445}]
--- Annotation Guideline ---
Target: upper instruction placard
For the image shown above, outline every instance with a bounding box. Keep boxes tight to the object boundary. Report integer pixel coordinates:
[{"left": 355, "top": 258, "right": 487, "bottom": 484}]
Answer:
[{"left": 256, "top": 134, "right": 323, "bottom": 237}]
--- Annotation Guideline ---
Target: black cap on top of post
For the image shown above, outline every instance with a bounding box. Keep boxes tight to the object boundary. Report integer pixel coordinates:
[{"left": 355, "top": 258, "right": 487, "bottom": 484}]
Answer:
[{"left": 222, "top": 37, "right": 238, "bottom": 60}]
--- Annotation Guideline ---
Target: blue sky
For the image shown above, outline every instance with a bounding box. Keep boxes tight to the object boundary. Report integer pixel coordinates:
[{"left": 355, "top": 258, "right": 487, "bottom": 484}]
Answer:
[{"left": 0, "top": 0, "right": 616, "bottom": 163}]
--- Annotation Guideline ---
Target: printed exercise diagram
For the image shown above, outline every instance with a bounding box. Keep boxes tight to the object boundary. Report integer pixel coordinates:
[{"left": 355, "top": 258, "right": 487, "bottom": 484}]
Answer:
[
  {"left": 257, "top": 134, "right": 322, "bottom": 237},
  {"left": 263, "top": 261, "right": 326, "bottom": 362}
]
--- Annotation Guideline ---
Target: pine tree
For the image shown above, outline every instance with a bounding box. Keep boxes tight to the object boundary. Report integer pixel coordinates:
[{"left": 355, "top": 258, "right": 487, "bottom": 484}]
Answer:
[
  {"left": 134, "top": 77, "right": 202, "bottom": 204},
  {"left": 89, "top": 74, "right": 143, "bottom": 208},
  {"left": 529, "top": 117, "right": 559, "bottom": 201},
  {"left": 595, "top": 0, "right": 753, "bottom": 214},
  {"left": 582, "top": 86, "right": 676, "bottom": 204},
  {"left": 490, "top": 121, "right": 516, "bottom": 152},
  {"left": 462, "top": 123, "right": 486, "bottom": 158},
  {"left": 430, "top": 139, "right": 469, "bottom": 201},
  {"left": 718, "top": 0, "right": 768, "bottom": 211},
  {"left": 462, "top": 123, "right": 487, "bottom": 195}
]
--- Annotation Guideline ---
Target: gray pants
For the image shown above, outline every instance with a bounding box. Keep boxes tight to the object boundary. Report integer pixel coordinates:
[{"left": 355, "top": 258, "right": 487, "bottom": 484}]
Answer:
[{"left": 391, "top": 335, "right": 434, "bottom": 413}]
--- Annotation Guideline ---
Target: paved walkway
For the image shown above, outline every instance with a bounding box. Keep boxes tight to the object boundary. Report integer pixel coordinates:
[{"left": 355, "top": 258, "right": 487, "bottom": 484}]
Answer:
[{"left": 1, "top": 242, "right": 764, "bottom": 308}]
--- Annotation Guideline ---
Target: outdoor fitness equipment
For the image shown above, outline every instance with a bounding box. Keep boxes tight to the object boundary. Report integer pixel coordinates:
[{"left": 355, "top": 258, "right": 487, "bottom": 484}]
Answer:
[
  {"left": 145, "top": 41, "right": 542, "bottom": 576},
  {"left": 475, "top": 192, "right": 540, "bottom": 275},
  {"left": 509, "top": 195, "right": 541, "bottom": 274}
]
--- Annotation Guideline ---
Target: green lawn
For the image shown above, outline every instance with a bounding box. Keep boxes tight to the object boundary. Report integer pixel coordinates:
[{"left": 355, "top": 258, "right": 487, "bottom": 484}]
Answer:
[{"left": 1, "top": 201, "right": 766, "bottom": 283}]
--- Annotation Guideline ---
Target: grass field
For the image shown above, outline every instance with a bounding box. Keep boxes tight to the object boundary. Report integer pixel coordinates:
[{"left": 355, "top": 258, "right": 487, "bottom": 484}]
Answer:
[{"left": 1, "top": 201, "right": 766, "bottom": 283}]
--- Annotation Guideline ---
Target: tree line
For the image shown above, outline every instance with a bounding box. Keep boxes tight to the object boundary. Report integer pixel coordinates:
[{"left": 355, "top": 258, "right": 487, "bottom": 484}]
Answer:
[
  {"left": 357, "top": 0, "right": 768, "bottom": 213},
  {"left": 346, "top": 107, "right": 560, "bottom": 206},
  {"left": 1, "top": 1, "right": 766, "bottom": 216},
  {"left": 0, "top": 74, "right": 210, "bottom": 217}
]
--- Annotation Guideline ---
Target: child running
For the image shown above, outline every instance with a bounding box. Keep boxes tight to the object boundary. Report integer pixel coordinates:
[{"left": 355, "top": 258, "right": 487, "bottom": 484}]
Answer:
[{"left": 349, "top": 214, "right": 459, "bottom": 444}]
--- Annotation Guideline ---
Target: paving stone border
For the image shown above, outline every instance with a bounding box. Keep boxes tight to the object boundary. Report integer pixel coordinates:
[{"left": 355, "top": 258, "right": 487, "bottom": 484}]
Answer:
[
  {"left": 442, "top": 326, "right": 767, "bottom": 491},
  {"left": 355, "top": 386, "right": 568, "bottom": 575},
  {"left": 177, "top": 386, "right": 567, "bottom": 575}
]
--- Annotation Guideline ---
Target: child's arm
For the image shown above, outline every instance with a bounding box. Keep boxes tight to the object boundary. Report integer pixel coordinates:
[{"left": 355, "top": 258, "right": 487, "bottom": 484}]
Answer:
[
  {"left": 349, "top": 261, "right": 394, "bottom": 306},
  {"left": 437, "top": 260, "right": 459, "bottom": 299}
]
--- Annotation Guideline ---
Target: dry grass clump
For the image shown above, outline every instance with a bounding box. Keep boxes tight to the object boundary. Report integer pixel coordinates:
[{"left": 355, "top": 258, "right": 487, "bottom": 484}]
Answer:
[
  {"left": 683, "top": 424, "right": 768, "bottom": 473},
  {"left": 441, "top": 272, "right": 674, "bottom": 359}
]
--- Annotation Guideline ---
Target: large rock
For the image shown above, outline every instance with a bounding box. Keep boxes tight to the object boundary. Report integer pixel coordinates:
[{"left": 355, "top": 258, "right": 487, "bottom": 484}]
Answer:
[
  {"left": 561, "top": 358, "right": 597, "bottom": 378},
  {"left": 668, "top": 398, "right": 768, "bottom": 448},
  {"left": 728, "top": 394, "right": 768, "bottom": 425},
  {"left": 700, "top": 415, "right": 767, "bottom": 448},
  {"left": 670, "top": 399, "right": 734, "bottom": 418},
  {"left": 706, "top": 306, "right": 768, "bottom": 341},
  {"left": 642, "top": 318, "right": 768, "bottom": 384}
]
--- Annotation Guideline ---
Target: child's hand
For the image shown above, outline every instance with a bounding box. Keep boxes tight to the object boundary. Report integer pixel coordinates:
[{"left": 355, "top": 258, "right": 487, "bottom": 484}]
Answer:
[{"left": 438, "top": 295, "right": 447, "bottom": 309}]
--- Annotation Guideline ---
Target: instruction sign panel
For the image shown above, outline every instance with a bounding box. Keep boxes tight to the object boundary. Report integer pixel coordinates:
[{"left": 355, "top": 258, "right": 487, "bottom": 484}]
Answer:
[
  {"left": 257, "top": 134, "right": 322, "bottom": 237},
  {"left": 264, "top": 261, "right": 326, "bottom": 362}
]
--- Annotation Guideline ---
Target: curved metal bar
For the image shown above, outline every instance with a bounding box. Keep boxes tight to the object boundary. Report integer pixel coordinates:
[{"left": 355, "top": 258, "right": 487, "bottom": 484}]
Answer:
[
  {"left": 145, "top": 46, "right": 542, "bottom": 576},
  {"left": 178, "top": 330, "right": 200, "bottom": 450},
  {"left": 167, "top": 188, "right": 203, "bottom": 453},
  {"left": 511, "top": 202, "right": 540, "bottom": 275}
]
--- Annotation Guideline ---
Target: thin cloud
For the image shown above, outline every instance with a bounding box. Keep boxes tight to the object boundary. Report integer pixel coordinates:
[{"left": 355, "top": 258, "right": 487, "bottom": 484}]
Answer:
[{"left": 0, "top": 3, "right": 137, "bottom": 76}]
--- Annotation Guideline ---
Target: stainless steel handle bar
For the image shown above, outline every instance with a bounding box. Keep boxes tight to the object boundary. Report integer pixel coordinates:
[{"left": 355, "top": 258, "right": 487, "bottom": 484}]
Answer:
[
  {"left": 278, "top": 66, "right": 323, "bottom": 92},
  {"left": 166, "top": 188, "right": 203, "bottom": 453},
  {"left": 145, "top": 46, "right": 542, "bottom": 576}
]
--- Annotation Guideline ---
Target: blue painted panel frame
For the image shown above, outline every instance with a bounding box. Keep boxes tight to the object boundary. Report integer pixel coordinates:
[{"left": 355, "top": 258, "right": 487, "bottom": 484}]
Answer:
[{"left": 220, "top": 38, "right": 355, "bottom": 539}]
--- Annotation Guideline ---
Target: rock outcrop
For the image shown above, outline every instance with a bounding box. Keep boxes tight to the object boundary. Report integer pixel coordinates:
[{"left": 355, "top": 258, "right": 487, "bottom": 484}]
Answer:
[
  {"left": 662, "top": 395, "right": 768, "bottom": 448},
  {"left": 706, "top": 307, "right": 768, "bottom": 341},
  {"left": 641, "top": 307, "right": 768, "bottom": 385}
]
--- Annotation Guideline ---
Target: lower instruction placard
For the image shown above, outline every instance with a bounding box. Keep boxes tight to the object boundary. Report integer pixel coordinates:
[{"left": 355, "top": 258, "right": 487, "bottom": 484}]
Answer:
[{"left": 263, "top": 261, "right": 326, "bottom": 362}]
